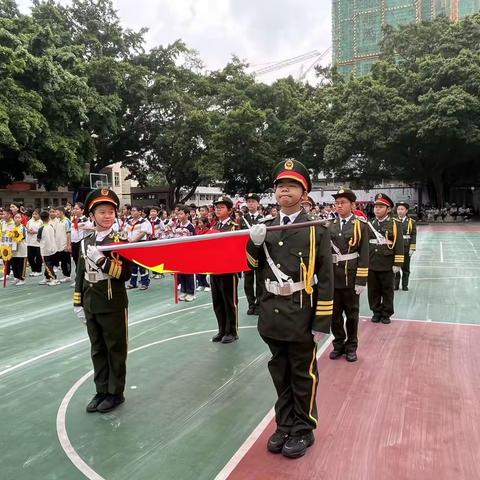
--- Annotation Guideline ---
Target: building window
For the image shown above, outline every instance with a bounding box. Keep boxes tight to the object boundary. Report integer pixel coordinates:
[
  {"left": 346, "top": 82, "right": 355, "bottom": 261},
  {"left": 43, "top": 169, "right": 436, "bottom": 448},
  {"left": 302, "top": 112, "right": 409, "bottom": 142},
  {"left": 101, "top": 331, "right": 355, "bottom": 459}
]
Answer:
[
  {"left": 13, "top": 198, "right": 24, "bottom": 205},
  {"left": 35, "top": 199, "right": 41, "bottom": 209},
  {"left": 114, "top": 172, "right": 120, "bottom": 187},
  {"left": 62, "top": 198, "right": 68, "bottom": 205},
  {"left": 53, "top": 198, "right": 59, "bottom": 207},
  {"left": 44, "top": 198, "right": 50, "bottom": 207}
]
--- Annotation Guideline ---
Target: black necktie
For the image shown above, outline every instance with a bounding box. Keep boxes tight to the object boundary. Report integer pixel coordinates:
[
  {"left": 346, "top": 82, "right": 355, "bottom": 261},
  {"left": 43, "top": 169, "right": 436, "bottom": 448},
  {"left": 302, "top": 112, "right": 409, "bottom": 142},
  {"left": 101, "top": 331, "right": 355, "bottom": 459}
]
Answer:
[{"left": 283, "top": 216, "right": 291, "bottom": 225}]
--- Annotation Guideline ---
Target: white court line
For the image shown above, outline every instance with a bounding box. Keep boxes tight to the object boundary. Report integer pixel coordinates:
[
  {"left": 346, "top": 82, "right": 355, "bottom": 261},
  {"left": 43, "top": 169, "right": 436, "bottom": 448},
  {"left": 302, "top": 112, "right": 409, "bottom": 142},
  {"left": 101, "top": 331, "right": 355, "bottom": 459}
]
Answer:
[
  {"left": 360, "top": 316, "right": 480, "bottom": 327},
  {"left": 410, "top": 276, "right": 480, "bottom": 281},
  {"left": 0, "top": 301, "right": 217, "bottom": 378},
  {"left": 214, "top": 335, "right": 333, "bottom": 480},
  {"left": 57, "top": 326, "right": 257, "bottom": 480},
  {"left": 440, "top": 242, "right": 444, "bottom": 263}
]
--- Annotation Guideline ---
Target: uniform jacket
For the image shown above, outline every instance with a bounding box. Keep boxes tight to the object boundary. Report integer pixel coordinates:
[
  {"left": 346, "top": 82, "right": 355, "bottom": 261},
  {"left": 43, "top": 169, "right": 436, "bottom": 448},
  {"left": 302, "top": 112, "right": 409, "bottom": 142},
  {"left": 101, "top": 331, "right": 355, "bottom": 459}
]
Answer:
[
  {"left": 246, "top": 210, "right": 333, "bottom": 341},
  {"left": 329, "top": 216, "right": 369, "bottom": 288},
  {"left": 212, "top": 218, "right": 239, "bottom": 233},
  {"left": 397, "top": 216, "right": 417, "bottom": 251},
  {"left": 368, "top": 216, "right": 404, "bottom": 271},
  {"left": 241, "top": 212, "right": 263, "bottom": 229},
  {"left": 73, "top": 231, "right": 132, "bottom": 313}
]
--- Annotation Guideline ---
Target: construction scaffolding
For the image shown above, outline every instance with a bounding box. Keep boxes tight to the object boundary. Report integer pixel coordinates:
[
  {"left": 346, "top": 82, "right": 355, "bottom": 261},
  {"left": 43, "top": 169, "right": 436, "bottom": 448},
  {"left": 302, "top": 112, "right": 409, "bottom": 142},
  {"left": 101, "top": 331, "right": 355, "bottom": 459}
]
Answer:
[{"left": 333, "top": 0, "right": 480, "bottom": 76}]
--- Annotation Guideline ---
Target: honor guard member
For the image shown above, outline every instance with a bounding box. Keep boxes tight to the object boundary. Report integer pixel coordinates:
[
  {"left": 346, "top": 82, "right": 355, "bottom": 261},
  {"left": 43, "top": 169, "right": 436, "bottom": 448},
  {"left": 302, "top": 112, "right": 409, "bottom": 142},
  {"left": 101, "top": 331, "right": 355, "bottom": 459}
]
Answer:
[
  {"left": 300, "top": 196, "right": 315, "bottom": 214},
  {"left": 210, "top": 196, "right": 240, "bottom": 344},
  {"left": 73, "top": 188, "right": 132, "bottom": 413},
  {"left": 241, "top": 193, "right": 264, "bottom": 315},
  {"left": 395, "top": 202, "right": 417, "bottom": 291},
  {"left": 247, "top": 159, "right": 333, "bottom": 459},
  {"left": 329, "top": 188, "right": 369, "bottom": 362},
  {"left": 367, "top": 193, "right": 404, "bottom": 324}
]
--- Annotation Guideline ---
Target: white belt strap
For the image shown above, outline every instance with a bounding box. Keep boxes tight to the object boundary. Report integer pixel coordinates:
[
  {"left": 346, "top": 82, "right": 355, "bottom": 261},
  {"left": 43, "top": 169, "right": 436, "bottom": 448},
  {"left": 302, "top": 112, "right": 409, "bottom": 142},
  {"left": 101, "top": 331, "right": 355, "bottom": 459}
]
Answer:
[
  {"left": 369, "top": 239, "right": 393, "bottom": 245},
  {"left": 332, "top": 252, "right": 359, "bottom": 264},
  {"left": 263, "top": 244, "right": 291, "bottom": 286},
  {"left": 243, "top": 217, "right": 251, "bottom": 228},
  {"left": 403, "top": 235, "right": 411, "bottom": 240},
  {"left": 265, "top": 277, "right": 317, "bottom": 296}
]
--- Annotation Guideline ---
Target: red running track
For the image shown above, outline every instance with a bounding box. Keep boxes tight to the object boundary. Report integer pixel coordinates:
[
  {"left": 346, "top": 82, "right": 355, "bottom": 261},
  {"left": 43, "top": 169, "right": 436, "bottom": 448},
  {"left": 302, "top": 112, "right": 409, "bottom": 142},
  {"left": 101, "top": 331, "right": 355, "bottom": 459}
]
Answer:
[{"left": 228, "top": 320, "right": 480, "bottom": 480}]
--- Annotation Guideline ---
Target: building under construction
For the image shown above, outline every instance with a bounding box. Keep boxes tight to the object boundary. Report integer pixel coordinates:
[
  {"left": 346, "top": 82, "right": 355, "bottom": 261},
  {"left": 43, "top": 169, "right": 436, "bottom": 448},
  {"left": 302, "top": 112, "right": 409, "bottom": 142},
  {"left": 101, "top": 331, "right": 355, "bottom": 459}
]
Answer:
[{"left": 333, "top": 0, "right": 480, "bottom": 76}]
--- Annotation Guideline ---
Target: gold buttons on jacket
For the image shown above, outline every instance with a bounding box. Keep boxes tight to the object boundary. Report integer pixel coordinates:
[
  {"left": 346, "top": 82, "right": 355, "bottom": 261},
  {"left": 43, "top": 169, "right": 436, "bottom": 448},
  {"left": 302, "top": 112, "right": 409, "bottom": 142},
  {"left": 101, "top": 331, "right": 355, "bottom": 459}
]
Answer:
[
  {"left": 277, "top": 263, "right": 281, "bottom": 268},
  {"left": 274, "top": 309, "right": 279, "bottom": 313},
  {"left": 278, "top": 241, "right": 284, "bottom": 246}
]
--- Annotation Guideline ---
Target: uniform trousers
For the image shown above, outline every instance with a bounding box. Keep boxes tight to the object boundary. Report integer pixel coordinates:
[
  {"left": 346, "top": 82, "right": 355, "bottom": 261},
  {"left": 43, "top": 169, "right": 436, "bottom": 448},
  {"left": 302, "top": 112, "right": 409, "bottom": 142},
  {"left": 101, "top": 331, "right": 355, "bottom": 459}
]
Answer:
[
  {"left": 11, "top": 257, "right": 27, "bottom": 280},
  {"left": 395, "top": 249, "right": 411, "bottom": 288},
  {"left": 130, "top": 265, "right": 150, "bottom": 287},
  {"left": 179, "top": 274, "right": 195, "bottom": 295},
  {"left": 331, "top": 287, "right": 359, "bottom": 353},
  {"left": 244, "top": 269, "right": 263, "bottom": 309},
  {"left": 210, "top": 273, "right": 238, "bottom": 336},
  {"left": 368, "top": 270, "right": 395, "bottom": 319},
  {"left": 56, "top": 250, "right": 71, "bottom": 277},
  {"left": 85, "top": 309, "right": 128, "bottom": 395},
  {"left": 27, "top": 246, "right": 42, "bottom": 273},
  {"left": 261, "top": 335, "right": 318, "bottom": 436},
  {"left": 71, "top": 242, "right": 81, "bottom": 268}
]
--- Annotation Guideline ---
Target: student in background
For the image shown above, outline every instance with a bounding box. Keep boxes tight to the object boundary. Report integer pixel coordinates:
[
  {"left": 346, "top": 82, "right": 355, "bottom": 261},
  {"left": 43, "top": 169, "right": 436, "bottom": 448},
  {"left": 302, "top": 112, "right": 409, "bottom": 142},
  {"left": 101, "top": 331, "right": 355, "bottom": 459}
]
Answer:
[
  {"left": 38, "top": 211, "right": 59, "bottom": 286},
  {"left": 26, "top": 209, "right": 43, "bottom": 277}
]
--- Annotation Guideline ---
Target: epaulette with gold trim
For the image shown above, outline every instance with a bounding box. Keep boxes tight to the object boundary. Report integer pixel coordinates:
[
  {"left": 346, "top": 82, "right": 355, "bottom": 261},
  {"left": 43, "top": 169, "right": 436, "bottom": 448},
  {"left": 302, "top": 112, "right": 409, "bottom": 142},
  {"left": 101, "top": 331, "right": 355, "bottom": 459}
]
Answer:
[
  {"left": 109, "top": 231, "right": 128, "bottom": 243},
  {"left": 393, "top": 217, "right": 402, "bottom": 223},
  {"left": 356, "top": 216, "right": 367, "bottom": 223}
]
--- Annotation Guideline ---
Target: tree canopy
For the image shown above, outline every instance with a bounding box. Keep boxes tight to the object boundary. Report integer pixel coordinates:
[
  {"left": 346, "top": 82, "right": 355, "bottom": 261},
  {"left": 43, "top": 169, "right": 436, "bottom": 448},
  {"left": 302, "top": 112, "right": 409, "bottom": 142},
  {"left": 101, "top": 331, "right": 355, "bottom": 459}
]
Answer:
[{"left": 1, "top": 1, "right": 479, "bottom": 207}]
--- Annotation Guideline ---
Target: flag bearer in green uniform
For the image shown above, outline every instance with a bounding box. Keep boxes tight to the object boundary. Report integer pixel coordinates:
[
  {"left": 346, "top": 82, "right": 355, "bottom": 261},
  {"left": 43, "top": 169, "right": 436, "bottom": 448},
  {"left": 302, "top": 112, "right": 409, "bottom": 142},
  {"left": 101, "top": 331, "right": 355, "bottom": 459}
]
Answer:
[
  {"left": 367, "top": 193, "right": 404, "bottom": 324},
  {"left": 73, "top": 188, "right": 132, "bottom": 413},
  {"left": 247, "top": 159, "right": 333, "bottom": 459},
  {"left": 394, "top": 202, "right": 417, "bottom": 291},
  {"left": 210, "top": 196, "right": 240, "bottom": 344},
  {"left": 241, "top": 193, "right": 263, "bottom": 315},
  {"left": 329, "top": 188, "right": 369, "bottom": 362}
]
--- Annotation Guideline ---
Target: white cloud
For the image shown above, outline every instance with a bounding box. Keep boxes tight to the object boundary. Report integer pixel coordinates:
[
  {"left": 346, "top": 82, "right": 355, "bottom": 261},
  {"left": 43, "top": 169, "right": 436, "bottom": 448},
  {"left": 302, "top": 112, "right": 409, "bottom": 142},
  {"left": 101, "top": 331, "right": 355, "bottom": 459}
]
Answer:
[{"left": 16, "top": 0, "right": 332, "bottom": 82}]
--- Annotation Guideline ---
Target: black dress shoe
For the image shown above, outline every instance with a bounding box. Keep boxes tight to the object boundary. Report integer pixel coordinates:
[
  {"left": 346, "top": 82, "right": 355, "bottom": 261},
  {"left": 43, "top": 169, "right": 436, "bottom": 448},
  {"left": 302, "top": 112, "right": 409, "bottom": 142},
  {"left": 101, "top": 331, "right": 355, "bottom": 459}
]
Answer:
[
  {"left": 282, "top": 431, "right": 315, "bottom": 459},
  {"left": 371, "top": 316, "right": 381, "bottom": 323},
  {"left": 221, "top": 334, "right": 236, "bottom": 344},
  {"left": 381, "top": 317, "right": 391, "bottom": 324},
  {"left": 86, "top": 393, "right": 108, "bottom": 413},
  {"left": 329, "top": 350, "right": 344, "bottom": 360},
  {"left": 394, "top": 286, "right": 399, "bottom": 291},
  {"left": 346, "top": 351, "right": 358, "bottom": 362},
  {"left": 247, "top": 307, "right": 255, "bottom": 315},
  {"left": 267, "top": 430, "right": 289, "bottom": 453},
  {"left": 97, "top": 394, "right": 125, "bottom": 413},
  {"left": 402, "top": 286, "right": 409, "bottom": 291},
  {"left": 211, "top": 333, "right": 224, "bottom": 342},
  {"left": 253, "top": 306, "right": 260, "bottom": 315}
]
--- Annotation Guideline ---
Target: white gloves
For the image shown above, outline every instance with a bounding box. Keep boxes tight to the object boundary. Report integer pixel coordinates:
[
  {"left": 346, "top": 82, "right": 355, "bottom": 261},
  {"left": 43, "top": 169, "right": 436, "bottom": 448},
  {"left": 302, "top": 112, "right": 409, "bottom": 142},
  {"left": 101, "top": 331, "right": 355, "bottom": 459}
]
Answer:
[
  {"left": 249, "top": 224, "right": 267, "bottom": 246},
  {"left": 354, "top": 284, "right": 367, "bottom": 295},
  {"left": 392, "top": 266, "right": 401, "bottom": 274},
  {"left": 312, "top": 330, "right": 327, "bottom": 343},
  {"left": 409, "top": 250, "right": 415, "bottom": 257},
  {"left": 87, "top": 245, "right": 105, "bottom": 264},
  {"left": 74, "top": 306, "right": 86, "bottom": 324}
]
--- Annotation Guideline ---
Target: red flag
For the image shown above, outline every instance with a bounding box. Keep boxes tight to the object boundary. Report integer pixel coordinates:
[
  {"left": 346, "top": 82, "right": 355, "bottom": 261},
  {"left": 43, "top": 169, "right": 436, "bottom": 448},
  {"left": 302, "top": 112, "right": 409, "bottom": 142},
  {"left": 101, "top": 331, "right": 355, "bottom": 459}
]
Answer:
[{"left": 105, "top": 230, "right": 251, "bottom": 274}]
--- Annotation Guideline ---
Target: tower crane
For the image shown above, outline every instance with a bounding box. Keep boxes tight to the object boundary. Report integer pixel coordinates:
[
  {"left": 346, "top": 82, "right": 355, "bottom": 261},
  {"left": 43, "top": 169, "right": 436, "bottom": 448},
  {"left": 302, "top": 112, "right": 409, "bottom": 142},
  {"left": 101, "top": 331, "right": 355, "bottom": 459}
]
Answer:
[{"left": 250, "top": 47, "right": 332, "bottom": 79}]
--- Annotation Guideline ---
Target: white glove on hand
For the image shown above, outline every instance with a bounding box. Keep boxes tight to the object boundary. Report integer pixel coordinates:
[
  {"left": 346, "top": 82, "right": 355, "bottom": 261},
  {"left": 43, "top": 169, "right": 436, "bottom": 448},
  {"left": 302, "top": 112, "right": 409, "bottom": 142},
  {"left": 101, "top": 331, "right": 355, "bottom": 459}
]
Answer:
[
  {"left": 87, "top": 245, "right": 105, "bottom": 264},
  {"left": 249, "top": 224, "right": 267, "bottom": 246},
  {"left": 392, "top": 266, "right": 401, "bottom": 274},
  {"left": 354, "top": 284, "right": 367, "bottom": 295},
  {"left": 409, "top": 250, "right": 415, "bottom": 257},
  {"left": 312, "top": 330, "right": 327, "bottom": 343},
  {"left": 74, "top": 306, "right": 86, "bottom": 324}
]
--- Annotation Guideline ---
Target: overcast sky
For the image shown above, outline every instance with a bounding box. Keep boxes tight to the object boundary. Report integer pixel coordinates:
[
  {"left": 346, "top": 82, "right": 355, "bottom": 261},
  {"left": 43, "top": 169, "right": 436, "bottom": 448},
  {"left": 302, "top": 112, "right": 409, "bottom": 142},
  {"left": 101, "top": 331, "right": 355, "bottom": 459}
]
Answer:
[{"left": 17, "top": 0, "right": 332, "bottom": 83}]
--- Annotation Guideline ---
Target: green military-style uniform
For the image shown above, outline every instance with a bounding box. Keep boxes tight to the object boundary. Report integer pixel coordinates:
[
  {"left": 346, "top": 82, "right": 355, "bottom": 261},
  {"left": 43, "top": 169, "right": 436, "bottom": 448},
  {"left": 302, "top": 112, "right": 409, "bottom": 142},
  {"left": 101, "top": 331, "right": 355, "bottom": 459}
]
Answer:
[
  {"left": 395, "top": 202, "right": 417, "bottom": 291},
  {"left": 210, "top": 196, "right": 240, "bottom": 343},
  {"left": 367, "top": 193, "right": 404, "bottom": 324},
  {"left": 241, "top": 193, "right": 264, "bottom": 315},
  {"left": 246, "top": 160, "right": 333, "bottom": 446},
  {"left": 73, "top": 188, "right": 132, "bottom": 412},
  {"left": 329, "top": 188, "right": 369, "bottom": 358}
]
